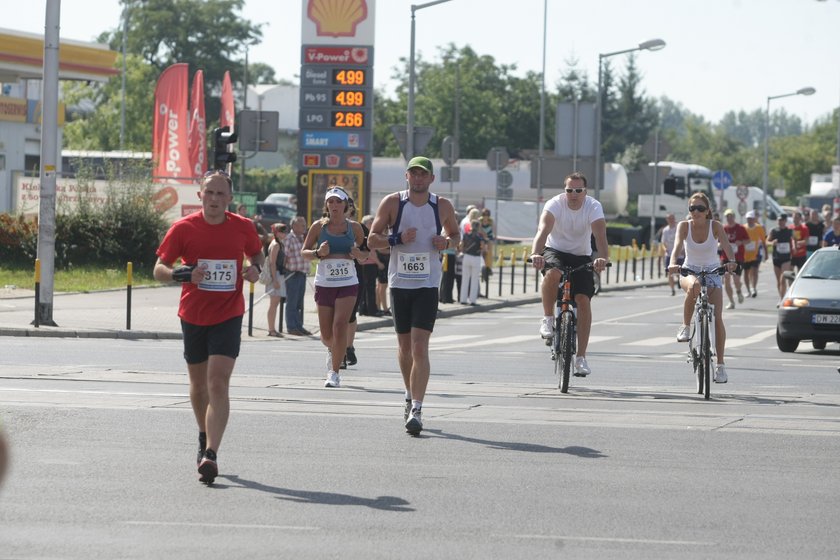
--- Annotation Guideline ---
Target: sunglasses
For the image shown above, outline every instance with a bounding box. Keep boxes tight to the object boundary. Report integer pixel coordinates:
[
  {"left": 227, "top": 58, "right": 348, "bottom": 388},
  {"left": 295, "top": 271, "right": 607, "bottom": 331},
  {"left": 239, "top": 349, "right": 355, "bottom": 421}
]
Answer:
[
  {"left": 565, "top": 188, "right": 585, "bottom": 194},
  {"left": 689, "top": 205, "right": 708, "bottom": 213}
]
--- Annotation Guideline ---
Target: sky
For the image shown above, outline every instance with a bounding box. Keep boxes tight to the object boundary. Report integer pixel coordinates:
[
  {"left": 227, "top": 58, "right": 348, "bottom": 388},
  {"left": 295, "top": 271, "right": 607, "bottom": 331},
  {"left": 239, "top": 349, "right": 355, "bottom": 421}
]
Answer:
[{"left": 3, "top": 0, "right": 839, "bottom": 125}]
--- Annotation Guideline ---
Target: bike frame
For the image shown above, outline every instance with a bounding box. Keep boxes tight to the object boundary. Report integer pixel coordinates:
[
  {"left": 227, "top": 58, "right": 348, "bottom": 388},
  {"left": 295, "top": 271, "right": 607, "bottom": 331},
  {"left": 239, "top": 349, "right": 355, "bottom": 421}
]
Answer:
[{"left": 681, "top": 266, "right": 725, "bottom": 400}]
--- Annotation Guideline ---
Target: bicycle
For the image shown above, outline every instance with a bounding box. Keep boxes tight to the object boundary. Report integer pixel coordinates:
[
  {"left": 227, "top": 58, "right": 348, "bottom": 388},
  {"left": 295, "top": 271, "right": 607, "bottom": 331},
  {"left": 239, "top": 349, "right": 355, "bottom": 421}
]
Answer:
[
  {"left": 679, "top": 266, "right": 726, "bottom": 400},
  {"left": 536, "top": 260, "right": 610, "bottom": 393}
]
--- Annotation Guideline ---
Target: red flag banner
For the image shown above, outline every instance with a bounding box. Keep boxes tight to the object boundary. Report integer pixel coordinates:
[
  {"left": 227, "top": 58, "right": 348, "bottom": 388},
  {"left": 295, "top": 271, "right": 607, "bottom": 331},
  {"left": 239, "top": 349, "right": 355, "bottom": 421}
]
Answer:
[
  {"left": 220, "top": 70, "right": 235, "bottom": 131},
  {"left": 152, "top": 63, "right": 190, "bottom": 183},
  {"left": 188, "top": 69, "right": 207, "bottom": 178}
]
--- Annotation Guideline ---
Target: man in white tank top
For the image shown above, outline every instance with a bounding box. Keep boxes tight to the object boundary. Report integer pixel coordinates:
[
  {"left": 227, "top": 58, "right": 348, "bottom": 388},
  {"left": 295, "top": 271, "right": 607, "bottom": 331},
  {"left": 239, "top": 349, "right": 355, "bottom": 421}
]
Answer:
[{"left": 368, "top": 156, "right": 461, "bottom": 436}]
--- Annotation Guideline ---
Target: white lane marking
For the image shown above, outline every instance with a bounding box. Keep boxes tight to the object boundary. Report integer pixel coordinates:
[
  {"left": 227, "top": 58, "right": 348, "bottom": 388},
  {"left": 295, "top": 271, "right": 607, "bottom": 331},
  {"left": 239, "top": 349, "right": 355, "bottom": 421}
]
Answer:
[
  {"left": 432, "top": 334, "right": 537, "bottom": 350},
  {"left": 499, "top": 533, "right": 714, "bottom": 546},
  {"left": 726, "top": 328, "right": 777, "bottom": 348},
  {"left": 124, "top": 521, "right": 319, "bottom": 531},
  {"left": 621, "top": 337, "right": 680, "bottom": 347}
]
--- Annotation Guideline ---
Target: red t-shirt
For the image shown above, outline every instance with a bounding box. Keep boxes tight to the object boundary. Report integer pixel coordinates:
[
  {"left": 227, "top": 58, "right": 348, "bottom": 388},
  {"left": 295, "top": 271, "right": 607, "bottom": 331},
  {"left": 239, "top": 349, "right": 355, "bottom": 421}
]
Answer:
[
  {"left": 723, "top": 222, "right": 749, "bottom": 262},
  {"left": 790, "top": 223, "right": 809, "bottom": 258},
  {"left": 157, "top": 211, "right": 262, "bottom": 326}
]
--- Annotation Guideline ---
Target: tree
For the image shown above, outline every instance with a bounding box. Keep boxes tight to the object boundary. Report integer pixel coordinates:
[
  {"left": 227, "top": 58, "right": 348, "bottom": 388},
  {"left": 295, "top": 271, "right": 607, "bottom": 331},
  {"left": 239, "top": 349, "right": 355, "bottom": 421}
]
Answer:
[
  {"left": 64, "top": 0, "right": 269, "bottom": 152},
  {"left": 62, "top": 53, "right": 157, "bottom": 151},
  {"left": 376, "top": 44, "right": 544, "bottom": 159},
  {"left": 604, "top": 55, "right": 659, "bottom": 165}
]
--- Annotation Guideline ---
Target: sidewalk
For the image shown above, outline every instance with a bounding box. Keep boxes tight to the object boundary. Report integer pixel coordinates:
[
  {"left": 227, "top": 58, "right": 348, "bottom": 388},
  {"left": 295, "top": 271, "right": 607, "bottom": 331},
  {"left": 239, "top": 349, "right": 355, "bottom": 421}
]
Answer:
[{"left": 0, "top": 267, "right": 667, "bottom": 340}]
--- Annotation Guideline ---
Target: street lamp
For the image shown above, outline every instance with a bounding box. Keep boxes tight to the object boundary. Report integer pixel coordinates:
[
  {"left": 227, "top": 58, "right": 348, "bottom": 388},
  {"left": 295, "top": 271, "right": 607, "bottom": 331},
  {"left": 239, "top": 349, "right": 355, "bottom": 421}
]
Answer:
[
  {"left": 762, "top": 86, "right": 816, "bottom": 227},
  {"left": 407, "top": 0, "right": 454, "bottom": 161},
  {"left": 594, "top": 38, "right": 666, "bottom": 200}
]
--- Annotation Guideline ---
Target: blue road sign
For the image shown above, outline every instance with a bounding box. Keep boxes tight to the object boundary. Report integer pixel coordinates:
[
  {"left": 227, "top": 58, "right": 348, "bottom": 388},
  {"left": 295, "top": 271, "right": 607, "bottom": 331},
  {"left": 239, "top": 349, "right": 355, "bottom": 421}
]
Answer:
[{"left": 712, "top": 169, "right": 733, "bottom": 190}]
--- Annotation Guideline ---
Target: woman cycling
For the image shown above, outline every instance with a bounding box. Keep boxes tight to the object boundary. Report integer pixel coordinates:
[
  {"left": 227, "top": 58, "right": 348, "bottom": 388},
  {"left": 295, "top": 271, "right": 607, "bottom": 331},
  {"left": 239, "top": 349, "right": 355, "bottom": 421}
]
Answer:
[{"left": 668, "top": 192, "right": 737, "bottom": 383}]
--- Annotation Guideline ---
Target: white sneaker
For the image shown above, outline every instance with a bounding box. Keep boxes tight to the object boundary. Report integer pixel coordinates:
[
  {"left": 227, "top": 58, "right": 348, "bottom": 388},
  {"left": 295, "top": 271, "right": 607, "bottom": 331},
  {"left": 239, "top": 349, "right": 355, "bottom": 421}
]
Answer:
[
  {"left": 676, "top": 325, "right": 691, "bottom": 342},
  {"left": 324, "top": 371, "right": 340, "bottom": 388},
  {"left": 574, "top": 356, "right": 591, "bottom": 377},
  {"left": 725, "top": 302, "right": 735, "bottom": 310},
  {"left": 714, "top": 364, "right": 728, "bottom": 383},
  {"left": 539, "top": 317, "right": 554, "bottom": 339}
]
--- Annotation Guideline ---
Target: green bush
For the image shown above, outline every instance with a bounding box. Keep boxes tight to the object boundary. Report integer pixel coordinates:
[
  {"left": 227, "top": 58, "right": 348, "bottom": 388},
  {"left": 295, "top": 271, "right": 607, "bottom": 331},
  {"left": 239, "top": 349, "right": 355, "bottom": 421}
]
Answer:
[{"left": 1, "top": 161, "right": 168, "bottom": 270}]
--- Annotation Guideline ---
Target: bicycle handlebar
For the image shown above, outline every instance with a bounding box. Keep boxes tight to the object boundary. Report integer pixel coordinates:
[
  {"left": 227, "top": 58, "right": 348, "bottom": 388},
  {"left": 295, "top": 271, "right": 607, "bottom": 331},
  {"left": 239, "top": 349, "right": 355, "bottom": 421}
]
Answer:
[{"left": 679, "top": 266, "right": 727, "bottom": 278}]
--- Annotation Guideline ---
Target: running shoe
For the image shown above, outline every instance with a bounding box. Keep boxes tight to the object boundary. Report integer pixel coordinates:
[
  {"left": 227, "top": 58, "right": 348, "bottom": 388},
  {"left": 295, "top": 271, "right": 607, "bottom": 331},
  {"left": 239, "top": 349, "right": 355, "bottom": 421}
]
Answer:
[
  {"left": 346, "top": 346, "right": 357, "bottom": 366},
  {"left": 737, "top": 291, "right": 744, "bottom": 304},
  {"left": 198, "top": 449, "right": 218, "bottom": 484},
  {"left": 574, "top": 356, "right": 591, "bottom": 377},
  {"left": 325, "top": 371, "right": 340, "bottom": 388},
  {"left": 714, "top": 364, "right": 728, "bottom": 383},
  {"left": 676, "top": 325, "right": 691, "bottom": 342},
  {"left": 404, "top": 399, "right": 412, "bottom": 421},
  {"left": 405, "top": 408, "right": 423, "bottom": 435},
  {"left": 725, "top": 302, "right": 735, "bottom": 310},
  {"left": 539, "top": 317, "right": 554, "bottom": 339},
  {"left": 751, "top": 290, "right": 757, "bottom": 298}
]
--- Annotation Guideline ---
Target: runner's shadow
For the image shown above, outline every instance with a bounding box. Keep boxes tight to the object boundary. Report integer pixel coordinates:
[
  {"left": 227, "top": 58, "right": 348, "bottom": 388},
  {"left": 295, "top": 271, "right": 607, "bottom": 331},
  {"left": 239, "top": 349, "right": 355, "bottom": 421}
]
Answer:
[
  {"left": 220, "top": 474, "right": 415, "bottom": 512},
  {"left": 423, "top": 429, "right": 606, "bottom": 458}
]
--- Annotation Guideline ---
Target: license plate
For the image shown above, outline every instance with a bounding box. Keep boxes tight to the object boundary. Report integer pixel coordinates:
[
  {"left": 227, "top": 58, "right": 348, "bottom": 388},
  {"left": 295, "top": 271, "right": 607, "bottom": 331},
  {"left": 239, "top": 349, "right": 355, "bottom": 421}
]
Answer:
[{"left": 812, "top": 314, "right": 840, "bottom": 325}]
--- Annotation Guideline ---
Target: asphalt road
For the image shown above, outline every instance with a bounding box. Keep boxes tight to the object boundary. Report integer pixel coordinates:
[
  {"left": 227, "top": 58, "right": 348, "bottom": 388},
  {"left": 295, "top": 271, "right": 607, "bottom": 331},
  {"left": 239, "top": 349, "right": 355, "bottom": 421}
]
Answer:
[{"left": 1, "top": 276, "right": 838, "bottom": 559}]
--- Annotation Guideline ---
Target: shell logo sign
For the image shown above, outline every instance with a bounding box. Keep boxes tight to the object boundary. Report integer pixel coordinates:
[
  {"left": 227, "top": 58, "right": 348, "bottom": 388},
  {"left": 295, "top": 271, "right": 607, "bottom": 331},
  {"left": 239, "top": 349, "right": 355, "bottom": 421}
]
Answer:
[{"left": 307, "top": 0, "right": 368, "bottom": 38}]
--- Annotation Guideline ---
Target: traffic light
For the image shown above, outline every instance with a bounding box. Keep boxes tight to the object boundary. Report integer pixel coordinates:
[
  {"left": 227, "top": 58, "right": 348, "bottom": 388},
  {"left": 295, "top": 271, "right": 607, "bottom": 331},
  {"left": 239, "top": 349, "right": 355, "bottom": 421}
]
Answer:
[{"left": 212, "top": 126, "right": 237, "bottom": 171}]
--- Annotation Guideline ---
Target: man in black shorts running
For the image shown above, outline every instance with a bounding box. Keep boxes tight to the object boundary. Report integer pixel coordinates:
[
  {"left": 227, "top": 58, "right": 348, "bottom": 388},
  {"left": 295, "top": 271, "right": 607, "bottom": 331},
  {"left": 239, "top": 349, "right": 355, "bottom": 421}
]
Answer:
[{"left": 368, "top": 156, "right": 460, "bottom": 435}]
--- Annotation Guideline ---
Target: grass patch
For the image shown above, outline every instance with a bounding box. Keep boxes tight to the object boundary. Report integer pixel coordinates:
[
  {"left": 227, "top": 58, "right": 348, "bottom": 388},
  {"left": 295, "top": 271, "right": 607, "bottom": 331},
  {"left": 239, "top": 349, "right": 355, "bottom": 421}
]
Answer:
[{"left": 0, "top": 265, "right": 157, "bottom": 293}]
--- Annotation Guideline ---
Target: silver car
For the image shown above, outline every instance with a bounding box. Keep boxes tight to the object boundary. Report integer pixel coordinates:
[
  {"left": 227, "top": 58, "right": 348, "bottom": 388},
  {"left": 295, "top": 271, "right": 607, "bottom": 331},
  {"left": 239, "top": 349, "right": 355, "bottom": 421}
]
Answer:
[{"left": 776, "top": 247, "right": 840, "bottom": 352}]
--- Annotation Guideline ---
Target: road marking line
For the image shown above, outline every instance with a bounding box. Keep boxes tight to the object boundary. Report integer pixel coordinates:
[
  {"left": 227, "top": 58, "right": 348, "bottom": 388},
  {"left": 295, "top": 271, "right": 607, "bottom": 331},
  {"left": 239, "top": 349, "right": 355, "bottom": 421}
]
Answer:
[
  {"left": 499, "top": 533, "right": 715, "bottom": 546},
  {"left": 124, "top": 521, "right": 320, "bottom": 531},
  {"left": 726, "top": 328, "right": 776, "bottom": 348}
]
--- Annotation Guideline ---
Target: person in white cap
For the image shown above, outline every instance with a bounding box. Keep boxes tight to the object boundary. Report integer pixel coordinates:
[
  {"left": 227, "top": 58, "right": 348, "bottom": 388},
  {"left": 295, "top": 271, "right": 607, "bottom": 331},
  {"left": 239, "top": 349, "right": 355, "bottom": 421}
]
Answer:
[
  {"left": 742, "top": 210, "right": 767, "bottom": 298},
  {"left": 300, "top": 187, "right": 365, "bottom": 388},
  {"left": 368, "top": 156, "right": 460, "bottom": 436}
]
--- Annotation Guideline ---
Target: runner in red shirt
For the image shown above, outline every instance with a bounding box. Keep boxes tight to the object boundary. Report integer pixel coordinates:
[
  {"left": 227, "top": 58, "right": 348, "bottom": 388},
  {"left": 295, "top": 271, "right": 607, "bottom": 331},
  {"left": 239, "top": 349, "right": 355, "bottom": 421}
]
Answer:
[
  {"left": 154, "top": 170, "right": 263, "bottom": 484},
  {"left": 722, "top": 209, "right": 749, "bottom": 309},
  {"left": 789, "top": 210, "right": 810, "bottom": 273}
]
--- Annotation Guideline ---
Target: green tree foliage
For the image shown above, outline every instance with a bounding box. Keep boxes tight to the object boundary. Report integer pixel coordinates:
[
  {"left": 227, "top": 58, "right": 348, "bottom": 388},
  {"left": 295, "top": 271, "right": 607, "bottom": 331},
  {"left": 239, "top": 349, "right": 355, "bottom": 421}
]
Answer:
[
  {"left": 378, "top": 44, "right": 544, "bottom": 159},
  {"left": 62, "top": 54, "right": 156, "bottom": 151},
  {"left": 603, "top": 55, "right": 659, "bottom": 166},
  {"left": 64, "top": 0, "right": 268, "bottom": 152},
  {"left": 110, "top": 0, "right": 263, "bottom": 121},
  {"left": 243, "top": 166, "right": 297, "bottom": 201}
]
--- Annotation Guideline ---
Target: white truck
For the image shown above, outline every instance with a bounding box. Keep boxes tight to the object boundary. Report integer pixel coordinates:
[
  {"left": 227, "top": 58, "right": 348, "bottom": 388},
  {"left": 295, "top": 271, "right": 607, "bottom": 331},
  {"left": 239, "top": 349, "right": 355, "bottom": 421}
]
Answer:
[{"left": 637, "top": 161, "right": 784, "bottom": 233}]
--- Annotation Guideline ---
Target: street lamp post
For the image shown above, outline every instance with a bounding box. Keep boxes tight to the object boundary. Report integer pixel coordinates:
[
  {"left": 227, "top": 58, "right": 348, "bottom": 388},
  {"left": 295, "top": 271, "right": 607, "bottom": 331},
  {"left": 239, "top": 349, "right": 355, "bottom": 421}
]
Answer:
[
  {"left": 594, "top": 38, "right": 665, "bottom": 200},
  {"left": 407, "top": 0, "right": 453, "bottom": 161},
  {"left": 537, "top": 0, "right": 547, "bottom": 220},
  {"left": 762, "top": 87, "right": 816, "bottom": 228}
]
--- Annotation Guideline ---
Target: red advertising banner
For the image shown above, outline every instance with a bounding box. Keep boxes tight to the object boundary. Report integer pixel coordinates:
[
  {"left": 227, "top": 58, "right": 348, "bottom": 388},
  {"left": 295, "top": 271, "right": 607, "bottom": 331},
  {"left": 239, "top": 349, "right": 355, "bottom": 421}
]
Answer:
[
  {"left": 220, "top": 70, "right": 235, "bottom": 131},
  {"left": 188, "top": 70, "right": 207, "bottom": 178},
  {"left": 152, "top": 63, "right": 190, "bottom": 183}
]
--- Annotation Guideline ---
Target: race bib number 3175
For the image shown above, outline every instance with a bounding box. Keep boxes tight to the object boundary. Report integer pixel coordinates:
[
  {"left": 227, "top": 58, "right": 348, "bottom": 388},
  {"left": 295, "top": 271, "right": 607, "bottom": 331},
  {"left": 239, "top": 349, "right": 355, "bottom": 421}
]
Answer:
[{"left": 197, "top": 259, "right": 237, "bottom": 292}]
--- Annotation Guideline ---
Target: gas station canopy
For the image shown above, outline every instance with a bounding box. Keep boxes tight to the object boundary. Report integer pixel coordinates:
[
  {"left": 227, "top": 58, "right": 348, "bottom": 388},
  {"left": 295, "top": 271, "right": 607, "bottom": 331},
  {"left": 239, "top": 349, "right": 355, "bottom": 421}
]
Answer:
[{"left": 0, "top": 27, "right": 118, "bottom": 83}]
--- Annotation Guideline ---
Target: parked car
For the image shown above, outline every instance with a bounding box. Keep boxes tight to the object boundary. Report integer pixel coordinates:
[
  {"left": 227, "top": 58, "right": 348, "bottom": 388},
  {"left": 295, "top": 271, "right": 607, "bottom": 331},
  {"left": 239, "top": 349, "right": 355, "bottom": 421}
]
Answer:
[
  {"left": 776, "top": 246, "right": 840, "bottom": 352},
  {"left": 256, "top": 201, "right": 297, "bottom": 233}
]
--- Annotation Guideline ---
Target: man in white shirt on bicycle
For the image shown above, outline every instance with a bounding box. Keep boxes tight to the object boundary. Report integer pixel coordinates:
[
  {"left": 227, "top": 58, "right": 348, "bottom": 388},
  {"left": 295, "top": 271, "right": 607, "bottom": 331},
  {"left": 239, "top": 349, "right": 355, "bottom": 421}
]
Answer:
[{"left": 529, "top": 172, "right": 610, "bottom": 376}]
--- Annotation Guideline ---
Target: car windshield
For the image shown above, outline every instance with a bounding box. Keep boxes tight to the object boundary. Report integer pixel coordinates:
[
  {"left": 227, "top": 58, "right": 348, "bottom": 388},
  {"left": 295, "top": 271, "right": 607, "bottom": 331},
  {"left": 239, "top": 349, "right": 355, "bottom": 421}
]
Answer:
[{"left": 799, "top": 250, "right": 840, "bottom": 280}]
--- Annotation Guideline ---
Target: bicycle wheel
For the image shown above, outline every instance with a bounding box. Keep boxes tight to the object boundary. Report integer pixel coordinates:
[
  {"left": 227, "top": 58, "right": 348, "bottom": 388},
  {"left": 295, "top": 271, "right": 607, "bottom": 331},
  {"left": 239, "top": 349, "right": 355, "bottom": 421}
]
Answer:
[
  {"left": 700, "top": 312, "right": 712, "bottom": 400},
  {"left": 557, "top": 311, "right": 574, "bottom": 393}
]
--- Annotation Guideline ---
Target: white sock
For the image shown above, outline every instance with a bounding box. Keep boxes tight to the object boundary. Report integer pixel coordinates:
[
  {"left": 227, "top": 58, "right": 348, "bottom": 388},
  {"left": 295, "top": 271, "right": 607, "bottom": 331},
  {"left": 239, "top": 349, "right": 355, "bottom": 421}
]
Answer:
[
  {"left": 411, "top": 399, "right": 422, "bottom": 411},
  {"left": 544, "top": 315, "right": 553, "bottom": 322},
  {"left": 404, "top": 390, "right": 411, "bottom": 400}
]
